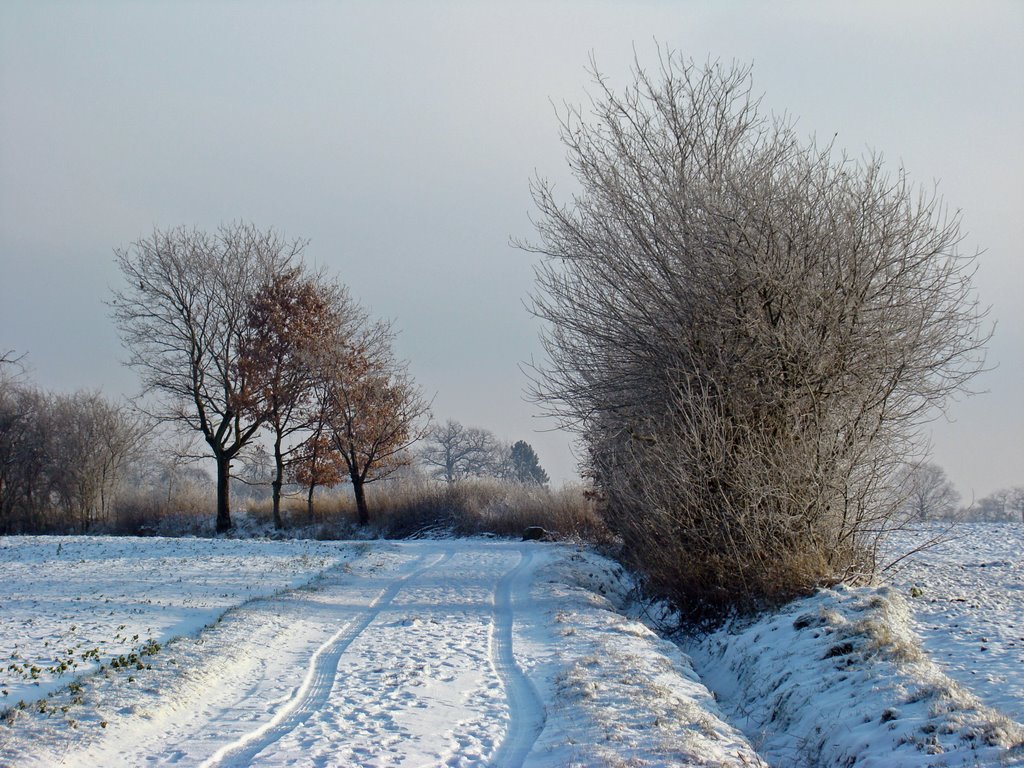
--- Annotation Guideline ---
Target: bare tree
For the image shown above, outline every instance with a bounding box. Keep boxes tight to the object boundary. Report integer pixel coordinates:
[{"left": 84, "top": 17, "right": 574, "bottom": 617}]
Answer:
[
  {"left": 150, "top": 431, "right": 205, "bottom": 510},
  {"left": 419, "top": 420, "right": 504, "bottom": 484},
  {"left": 47, "top": 391, "right": 147, "bottom": 531},
  {"left": 523, "top": 51, "right": 989, "bottom": 617},
  {"left": 111, "top": 224, "right": 303, "bottom": 532},
  {"left": 0, "top": 381, "right": 46, "bottom": 532},
  {"left": 896, "top": 462, "right": 961, "bottom": 520}
]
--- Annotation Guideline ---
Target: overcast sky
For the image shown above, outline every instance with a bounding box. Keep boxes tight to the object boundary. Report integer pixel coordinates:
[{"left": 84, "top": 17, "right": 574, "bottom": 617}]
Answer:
[{"left": 1, "top": 1, "right": 1021, "bottom": 498}]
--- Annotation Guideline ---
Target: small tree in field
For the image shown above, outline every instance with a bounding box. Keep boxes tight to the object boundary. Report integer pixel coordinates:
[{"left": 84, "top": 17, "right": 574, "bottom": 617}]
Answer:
[
  {"left": 524, "top": 51, "right": 989, "bottom": 618},
  {"left": 290, "top": 431, "right": 347, "bottom": 522},
  {"left": 111, "top": 224, "right": 302, "bottom": 532},
  {"left": 315, "top": 312, "right": 429, "bottom": 526},
  {"left": 896, "top": 462, "right": 961, "bottom": 520},
  {"left": 509, "top": 440, "right": 549, "bottom": 487},
  {"left": 239, "top": 268, "right": 347, "bottom": 528}
]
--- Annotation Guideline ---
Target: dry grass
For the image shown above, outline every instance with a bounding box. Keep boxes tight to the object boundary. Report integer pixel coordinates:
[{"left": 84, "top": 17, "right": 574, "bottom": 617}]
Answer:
[
  {"left": 300, "top": 478, "right": 611, "bottom": 543},
  {"left": 65, "top": 477, "right": 612, "bottom": 546},
  {"left": 109, "top": 486, "right": 217, "bottom": 536}
]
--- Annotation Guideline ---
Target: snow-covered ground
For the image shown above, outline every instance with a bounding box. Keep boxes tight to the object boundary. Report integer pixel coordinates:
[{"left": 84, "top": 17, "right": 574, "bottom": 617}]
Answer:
[
  {"left": 884, "top": 522, "right": 1024, "bottom": 723},
  {"left": 0, "top": 527, "right": 1021, "bottom": 766},
  {"left": 680, "top": 522, "right": 1024, "bottom": 767},
  {"left": 0, "top": 536, "right": 354, "bottom": 707},
  {"left": 1, "top": 537, "right": 762, "bottom": 766}
]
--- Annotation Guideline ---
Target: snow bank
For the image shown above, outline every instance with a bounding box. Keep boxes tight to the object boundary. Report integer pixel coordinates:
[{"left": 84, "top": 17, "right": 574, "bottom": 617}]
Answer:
[
  {"left": 524, "top": 547, "right": 767, "bottom": 766},
  {"left": 684, "top": 585, "right": 1024, "bottom": 767}
]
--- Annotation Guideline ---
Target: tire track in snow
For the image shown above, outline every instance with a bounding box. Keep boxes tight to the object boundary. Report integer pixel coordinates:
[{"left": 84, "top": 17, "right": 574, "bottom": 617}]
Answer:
[
  {"left": 489, "top": 547, "right": 546, "bottom": 768},
  {"left": 200, "top": 548, "right": 454, "bottom": 768}
]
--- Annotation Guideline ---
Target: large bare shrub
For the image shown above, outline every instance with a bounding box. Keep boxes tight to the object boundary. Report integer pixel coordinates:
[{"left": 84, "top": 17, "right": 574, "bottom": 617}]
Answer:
[{"left": 523, "top": 52, "right": 988, "bottom": 619}]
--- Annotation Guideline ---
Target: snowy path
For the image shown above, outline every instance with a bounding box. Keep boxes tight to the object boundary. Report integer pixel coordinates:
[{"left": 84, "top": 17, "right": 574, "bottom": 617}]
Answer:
[
  {"left": 1, "top": 538, "right": 764, "bottom": 767},
  {"left": 4, "top": 531, "right": 1021, "bottom": 766},
  {"left": 202, "top": 549, "right": 455, "bottom": 767},
  {"left": 488, "top": 549, "right": 545, "bottom": 767},
  {"left": 68, "top": 543, "right": 546, "bottom": 767}
]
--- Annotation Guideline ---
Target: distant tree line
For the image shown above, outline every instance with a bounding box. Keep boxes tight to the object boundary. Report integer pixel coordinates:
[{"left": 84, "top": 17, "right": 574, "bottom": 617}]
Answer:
[
  {"left": 418, "top": 420, "right": 549, "bottom": 487},
  {"left": 0, "top": 365, "right": 145, "bottom": 533},
  {"left": 897, "top": 462, "right": 1024, "bottom": 523},
  {"left": 970, "top": 488, "right": 1024, "bottom": 522},
  {"left": 1, "top": 352, "right": 553, "bottom": 534}
]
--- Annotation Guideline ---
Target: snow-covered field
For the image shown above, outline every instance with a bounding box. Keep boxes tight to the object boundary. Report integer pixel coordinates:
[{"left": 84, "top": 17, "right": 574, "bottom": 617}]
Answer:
[
  {"left": 884, "top": 522, "right": 1024, "bottom": 723},
  {"left": 0, "top": 537, "right": 763, "bottom": 766},
  {"left": 680, "top": 522, "right": 1024, "bottom": 767},
  {"left": 0, "top": 536, "right": 354, "bottom": 707},
  {"left": 0, "top": 525, "right": 1021, "bottom": 766}
]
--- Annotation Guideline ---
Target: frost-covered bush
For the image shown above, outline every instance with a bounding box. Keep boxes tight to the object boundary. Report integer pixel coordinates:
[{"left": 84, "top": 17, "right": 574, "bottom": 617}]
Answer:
[{"left": 525, "top": 51, "right": 988, "bottom": 619}]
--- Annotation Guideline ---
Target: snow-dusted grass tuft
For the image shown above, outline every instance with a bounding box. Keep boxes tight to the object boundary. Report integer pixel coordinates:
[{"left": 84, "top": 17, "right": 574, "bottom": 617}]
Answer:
[{"left": 683, "top": 585, "right": 1024, "bottom": 766}]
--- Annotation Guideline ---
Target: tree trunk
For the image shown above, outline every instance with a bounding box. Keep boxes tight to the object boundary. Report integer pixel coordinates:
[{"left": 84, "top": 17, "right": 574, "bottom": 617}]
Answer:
[
  {"left": 272, "top": 437, "right": 284, "bottom": 529},
  {"left": 271, "top": 477, "right": 283, "bottom": 529},
  {"left": 352, "top": 471, "right": 369, "bottom": 526},
  {"left": 215, "top": 454, "right": 232, "bottom": 533},
  {"left": 306, "top": 482, "right": 317, "bottom": 524}
]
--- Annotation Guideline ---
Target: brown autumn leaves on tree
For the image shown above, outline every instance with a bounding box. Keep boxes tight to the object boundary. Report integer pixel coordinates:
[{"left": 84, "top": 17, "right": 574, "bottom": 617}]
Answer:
[
  {"left": 289, "top": 432, "right": 346, "bottom": 522},
  {"left": 238, "top": 266, "right": 341, "bottom": 529},
  {"left": 314, "top": 326, "right": 429, "bottom": 527},
  {"left": 112, "top": 223, "right": 426, "bottom": 531}
]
